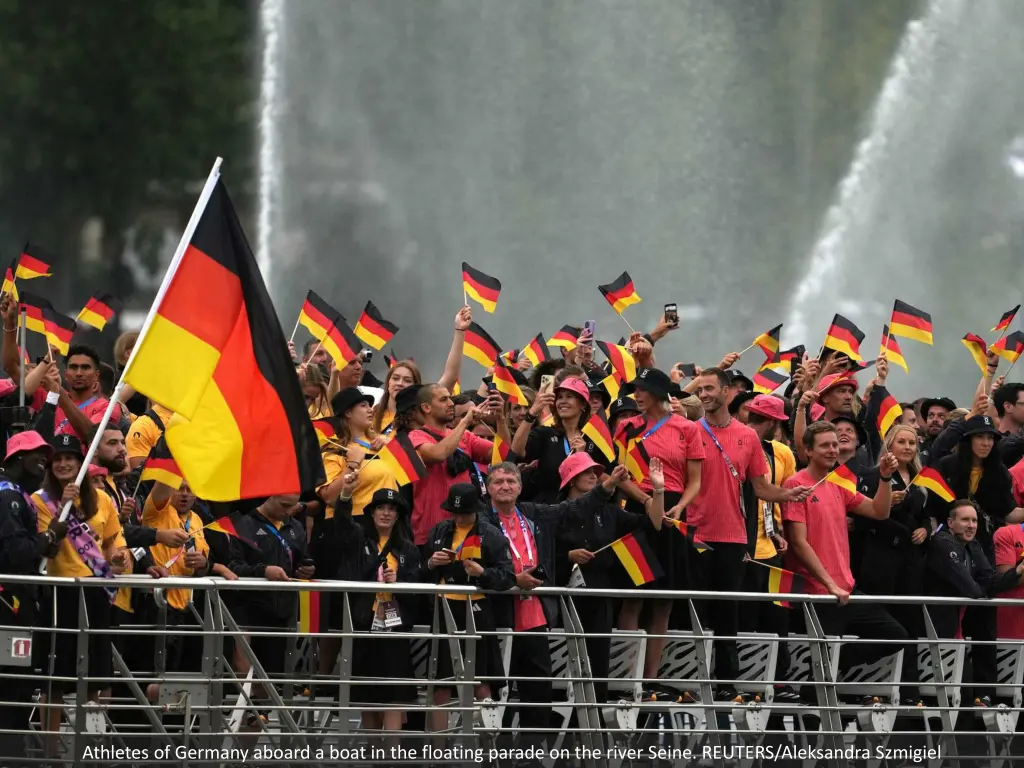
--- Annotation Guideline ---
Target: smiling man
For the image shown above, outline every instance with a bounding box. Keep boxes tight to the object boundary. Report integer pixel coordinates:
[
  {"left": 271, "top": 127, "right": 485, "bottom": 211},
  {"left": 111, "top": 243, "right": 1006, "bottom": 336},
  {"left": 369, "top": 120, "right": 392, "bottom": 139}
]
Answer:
[{"left": 54, "top": 345, "right": 125, "bottom": 439}]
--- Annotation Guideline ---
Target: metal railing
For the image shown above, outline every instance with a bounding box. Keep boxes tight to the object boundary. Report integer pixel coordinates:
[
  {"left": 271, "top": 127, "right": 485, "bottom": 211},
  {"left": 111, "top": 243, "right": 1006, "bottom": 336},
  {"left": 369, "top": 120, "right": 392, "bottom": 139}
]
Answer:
[{"left": 0, "top": 574, "right": 1023, "bottom": 767}]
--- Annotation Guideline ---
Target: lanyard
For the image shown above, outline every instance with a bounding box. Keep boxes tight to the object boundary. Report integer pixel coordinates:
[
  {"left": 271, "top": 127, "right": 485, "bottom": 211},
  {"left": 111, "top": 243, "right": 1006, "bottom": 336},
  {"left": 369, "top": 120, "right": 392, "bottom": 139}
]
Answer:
[
  {"left": 183, "top": 516, "right": 191, "bottom": 533},
  {"left": 497, "top": 508, "right": 534, "bottom": 566},
  {"left": 642, "top": 415, "right": 671, "bottom": 441},
  {"left": 57, "top": 396, "right": 100, "bottom": 432},
  {"left": 354, "top": 438, "right": 373, "bottom": 450},
  {"left": 699, "top": 418, "right": 741, "bottom": 481},
  {"left": 263, "top": 522, "right": 293, "bottom": 566}
]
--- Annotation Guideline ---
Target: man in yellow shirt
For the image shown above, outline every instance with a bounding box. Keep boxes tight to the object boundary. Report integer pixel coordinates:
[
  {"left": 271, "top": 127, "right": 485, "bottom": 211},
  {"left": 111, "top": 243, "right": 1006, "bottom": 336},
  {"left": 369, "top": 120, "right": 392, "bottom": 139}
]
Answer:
[{"left": 126, "top": 402, "right": 174, "bottom": 469}]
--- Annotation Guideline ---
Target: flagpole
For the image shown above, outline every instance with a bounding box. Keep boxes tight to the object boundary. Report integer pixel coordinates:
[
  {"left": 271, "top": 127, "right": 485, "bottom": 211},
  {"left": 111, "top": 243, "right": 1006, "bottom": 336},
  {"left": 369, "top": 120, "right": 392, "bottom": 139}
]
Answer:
[
  {"left": 618, "top": 312, "right": 637, "bottom": 336},
  {"left": 289, "top": 315, "right": 301, "bottom": 344},
  {"left": 17, "top": 309, "right": 26, "bottom": 409},
  {"left": 40, "top": 157, "right": 223, "bottom": 572},
  {"left": 737, "top": 342, "right": 757, "bottom": 357}
]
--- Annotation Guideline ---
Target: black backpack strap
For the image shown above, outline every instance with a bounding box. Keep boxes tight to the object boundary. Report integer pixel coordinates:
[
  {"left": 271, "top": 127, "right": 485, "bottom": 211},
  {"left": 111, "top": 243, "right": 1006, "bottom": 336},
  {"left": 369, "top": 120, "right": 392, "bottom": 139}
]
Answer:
[{"left": 144, "top": 408, "right": 165, "bottom": 432}]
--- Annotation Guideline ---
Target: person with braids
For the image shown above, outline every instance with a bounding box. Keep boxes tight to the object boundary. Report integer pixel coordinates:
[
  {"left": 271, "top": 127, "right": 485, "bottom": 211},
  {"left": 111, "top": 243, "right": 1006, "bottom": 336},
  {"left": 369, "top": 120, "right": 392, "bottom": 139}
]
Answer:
[{"left": 371, "top": 305, "right": 473, "bottom": 438}]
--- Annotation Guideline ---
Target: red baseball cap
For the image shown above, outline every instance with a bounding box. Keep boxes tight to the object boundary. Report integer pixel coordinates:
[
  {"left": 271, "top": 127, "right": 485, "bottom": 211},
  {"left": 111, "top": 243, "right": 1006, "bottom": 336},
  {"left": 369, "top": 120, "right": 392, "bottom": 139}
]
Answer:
[{"left": 746, "top": 394, "right": 786, "bottom": 422}]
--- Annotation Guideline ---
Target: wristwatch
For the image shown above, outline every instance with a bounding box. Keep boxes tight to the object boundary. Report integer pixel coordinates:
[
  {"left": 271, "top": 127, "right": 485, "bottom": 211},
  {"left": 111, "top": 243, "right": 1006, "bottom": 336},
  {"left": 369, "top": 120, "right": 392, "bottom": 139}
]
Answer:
[{"left": 524, "top": 413, "right": 538, "bottom": 424}]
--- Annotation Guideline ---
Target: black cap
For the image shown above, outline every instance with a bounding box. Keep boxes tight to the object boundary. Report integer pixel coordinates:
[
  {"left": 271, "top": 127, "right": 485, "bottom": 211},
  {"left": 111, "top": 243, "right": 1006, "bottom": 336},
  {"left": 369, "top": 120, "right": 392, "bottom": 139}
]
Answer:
[
  {"left": 728, "top": 390, "right": 758, "bottom": 416},
  {"left": 361, "top": 370, "right": 384, "bottom": 389},
  {"left": 331, "top": 387, "right": 375, "bottom": 418},
  {"left": 49, "top": 433, "right": 82, "bottom": 458},
  {"left": 609, "top": 397, "right": 640, "bottom": 419},
  {"left": 440, "top": 483, "right": 484, "bottom": 514},
  {"left": 962, "top": 414, "right": 1001, "bottom": 439},
  {"left": 587, "top": 379, "right": 612, "bottom": 409},
  {"left": 394, "top": 383, "right": 425, "bottom": 415},
  {"left": 727, "top": 370, "right": 754, "bottom": 391},
  {"left": 831, "top": 415, "right": 868, "bottom": 448},
  {"left": 629, "top": 368, "right": 673, "bottom": 400},
  {"left": 921, "top": 397, "right": 956, "bottom": 418},
  {"left": 363, "top": 487, "right": 408, "bottom": 516}
]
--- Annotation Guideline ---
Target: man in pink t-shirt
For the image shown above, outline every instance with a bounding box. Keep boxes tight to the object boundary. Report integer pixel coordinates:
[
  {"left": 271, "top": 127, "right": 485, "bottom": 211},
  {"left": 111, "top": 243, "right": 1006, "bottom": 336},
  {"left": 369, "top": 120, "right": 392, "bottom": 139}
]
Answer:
[
  {"left": 402, "top": 383, "right": 509, "bottom": 545},
  {"left": 993, "top": 523, "right": 1024, "bottom": 639},
  {"left": 52, "top": 346, "right": 124, "bottom": 437},
  {"left": 688, "top": 368, "right": 811, "bottom": 702},
  {"left": 783, "top": 420, "right": 908, "bottom": 686}
]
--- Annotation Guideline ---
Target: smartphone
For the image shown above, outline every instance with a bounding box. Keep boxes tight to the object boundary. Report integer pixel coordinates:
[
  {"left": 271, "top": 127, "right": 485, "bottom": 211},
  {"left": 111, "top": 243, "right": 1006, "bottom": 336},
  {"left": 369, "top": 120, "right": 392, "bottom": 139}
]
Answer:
[
  {"left": 532, "top": 564, "right": 549, "bottom": 582},
  {"left": 442, "top": 548, "right": 457, "bottom": 558},
  {"left": 185, "top": 538, "right": 196, "bottom": 553},
  {"left": 582, "top": 320, "right": 596, "bottom": 345},
  {"left": 664, "top": 303, "right": 679, "bottom": 328},
  {"left": 486, "top": 379, "right": 498, "bottom": 393},
  {"left": 361, "top": 349, "right": 373, "bottom": 364},
  {"left": 540, "top": 374, "right": 554, "bottom": 391}
]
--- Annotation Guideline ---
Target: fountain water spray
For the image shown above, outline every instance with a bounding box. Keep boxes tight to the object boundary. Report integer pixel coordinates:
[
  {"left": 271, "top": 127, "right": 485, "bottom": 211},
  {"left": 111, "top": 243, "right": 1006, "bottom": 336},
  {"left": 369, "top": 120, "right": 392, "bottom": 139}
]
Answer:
[{"left": 257, "top": 0, "right": 284, "bottom": 283}]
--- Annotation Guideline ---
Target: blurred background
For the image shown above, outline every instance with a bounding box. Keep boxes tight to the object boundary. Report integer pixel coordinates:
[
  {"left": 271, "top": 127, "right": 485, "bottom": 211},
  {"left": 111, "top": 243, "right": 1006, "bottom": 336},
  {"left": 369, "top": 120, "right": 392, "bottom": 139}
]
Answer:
[{"left": 4, "top": 0, "right": 1024, "bottom": 403}]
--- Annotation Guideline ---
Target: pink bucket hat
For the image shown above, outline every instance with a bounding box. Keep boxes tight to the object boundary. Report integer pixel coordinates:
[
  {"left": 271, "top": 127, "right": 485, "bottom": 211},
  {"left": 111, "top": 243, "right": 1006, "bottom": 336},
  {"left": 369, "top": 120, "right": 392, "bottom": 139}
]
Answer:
[
  {"left": 746, "top": 394, "right": 786, "bottom": 422},
  {"left": 817, "top": 373, "right": 858, "bottom": 400},
  {"left": 559, "top": 452, "right": 605, "bottom": 489},
  {"left": 556, "top": 377, "right": 590, "bottom": 402},
  {"left": 4, "top": 430, "right": 53, "bottom": 462}
]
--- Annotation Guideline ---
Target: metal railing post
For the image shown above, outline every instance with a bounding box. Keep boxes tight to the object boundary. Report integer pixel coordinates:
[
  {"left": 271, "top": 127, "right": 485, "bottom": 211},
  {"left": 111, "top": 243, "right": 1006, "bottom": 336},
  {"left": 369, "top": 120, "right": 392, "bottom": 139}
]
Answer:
[
  {"left": 687, "top": 599, "right": 721, "bottom": 754},
  {"left": 334, "top": 591, "right": 354, "bottom": 736},
  {"left": 802, "top": 602, "right": 846, "bottom": 768},
  {"left": 560, "top": 594, "right": 603, "bottom": 764},
  {"left": 72, "top": 584, "right": 90, "bottom": 765}
]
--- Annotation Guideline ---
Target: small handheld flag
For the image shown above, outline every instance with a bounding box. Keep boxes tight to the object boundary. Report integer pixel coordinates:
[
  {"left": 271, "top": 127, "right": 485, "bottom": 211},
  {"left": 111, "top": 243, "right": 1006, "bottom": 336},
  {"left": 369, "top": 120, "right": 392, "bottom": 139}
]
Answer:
[
  {"left": 751, "top": 324, "right": 783, "bottom": 358},
  {"left": 312, "top": 417, "right": 342, "bottom": 448},
  {"left": 493, "top": 357, "right": 529, "bottom": 406},
  {"left": 993, "top": 305, "right": 1020, "bottom": 333},
  {"left": 912, "top": 466, "right": 955, "bottom": 502},
  {"left": 991, "top": 331, "right": 1024, "bottom": 364},
  {"left": 139, "top": 437, "right": 184, "bottom": 490},
  {"left": 378, "top": 432, "right": 429, "bottom": 486},
  {"left": 822, "top": 463, "right": 857, "bottom": 494},
  {"left": 77, "top": 293, "right": 121, "bottom": 331},
  {"left": 299, "top": 290, "right": 363, "bottom": 366},
  {"left": 889, "top": 300, "right": 933, "bottom": 345},
  {"left": 752, "top": 363, "right": 788, "bottom": 394},
  {"left": 961, "top": 333, "right": 988, "bottom": 374},
  {"left": 875, "top": 387, "right": 902, "bottom": 438},
  {"left": 598, "top": 272, "right": 641, "bottom": 315},
  {"left": 879, "top": 326, "right": 908, "bottom": 372},
  {"left": 596, "top": 341, "right": 638, "bottom": 384},
  {"left": 2, "top": 258, "right": 18, "bottom": 301},
  {"left": 522, "top": 333, "right": 552, "bottom": 367},
  {"left": 16, "top": 244, "right": 55, "bottom": 280},
  {"left": 463, "top": 322, "right": 501, "bottom": 368},
  {"left": 581, "top": 410, "right": 616, "bottom": 462},
  {"left": 662, "top": 518, "right": 713, "bottom": 552},
  {"left": 354, "top": 301, "right": 399, "bottom": 350},
  {"left": 299, "top": 589, "right": 321, "bottom": 634},
  {"left": 624, "top": 439, "right": 651, "bottom": 483},
  {"left": 823, "top": 314, "right": 865, "bottom": 361},
  {"left": 42, "top": 308, "right": 76, "bottom": 356},
  {"left": 18, "top": 291, "right": 53, "bottom": 336},
  {"left": 461, "top": 263, "right": 502, "bottom": 313},
  {"left": 456, "top": 534, "right": 482, "bottom": 561},
  {"left": 549, "top": 325, "right": 582, "bottom": 350},
  {"left": 609, "top": 532, "right": 662, "bottom": 586},
  {"left": 491, "top": 433, "right": 511, "bottom": 466},
  {"left": 765, "top": 564, "right": 807, "bottom": 608}
]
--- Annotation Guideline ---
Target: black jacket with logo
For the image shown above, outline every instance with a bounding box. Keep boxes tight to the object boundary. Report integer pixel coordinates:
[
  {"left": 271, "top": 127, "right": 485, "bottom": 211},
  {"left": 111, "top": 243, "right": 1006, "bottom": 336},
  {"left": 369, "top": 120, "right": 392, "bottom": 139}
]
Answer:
[
  {"left": 331, "top": 498, "right": 422, "bottom": 630},
  {"left": 227, "top": 511, "right": 310, "bottom": 622},
  {"left": 424, "top": 517, "right": 514, "bottom": 595},
  {"left": 925, "top": 454, "right": 1016, "bottom": 558}
]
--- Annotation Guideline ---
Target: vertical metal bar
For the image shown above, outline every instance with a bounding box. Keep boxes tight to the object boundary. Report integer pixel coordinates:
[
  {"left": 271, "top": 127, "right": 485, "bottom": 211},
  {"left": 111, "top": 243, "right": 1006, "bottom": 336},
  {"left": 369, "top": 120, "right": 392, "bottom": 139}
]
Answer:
[
  {"left": 207, "top": 585, "right": 225, "bottom": 739},
  {"left": 560, "top": 595, "right": 601, "bottom": 761},
  {"left": 921, "top": 606, "right": 959, "bottom": 768},
  {"left": 687, "top": 599, "right": 721, "bottom": 754},
  {"left": 802, "top": 602, "right": 847, "bottom": 768},
  {"left": 72, "top": 585, "right": 91, "bottom": 764},
  {"left": 335, "top": 592, "right": 354, "bottom": 737},
  {"left": 459, "top": 599, "right": 477, "bottom": 762}
]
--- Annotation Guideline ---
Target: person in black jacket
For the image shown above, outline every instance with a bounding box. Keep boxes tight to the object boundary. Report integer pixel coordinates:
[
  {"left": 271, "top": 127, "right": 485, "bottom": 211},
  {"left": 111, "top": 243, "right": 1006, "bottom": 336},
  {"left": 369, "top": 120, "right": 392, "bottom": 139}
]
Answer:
[
  {"left": 926, "top": 500, "right": 1024, "bottom": 706},
  {"left": 423, "top": 483, "right": 514, "bottom": 736},
  {"left": 329, "top": 480, "right": 422, "bottom": 735},
  {"left": 0, "top": 431, "right": 64, "bottom": 763},
  {"left": 227, "top": 494, "right": 314, "bottom": 727}
]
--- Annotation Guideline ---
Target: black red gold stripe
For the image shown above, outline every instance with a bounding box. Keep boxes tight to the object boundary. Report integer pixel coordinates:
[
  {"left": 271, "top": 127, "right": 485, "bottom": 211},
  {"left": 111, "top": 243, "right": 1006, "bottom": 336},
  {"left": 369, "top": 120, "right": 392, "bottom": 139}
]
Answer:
[
  {"left": 596, "top": 340, "right": 638, "bottom": 383},
  {"left": 522, "top": 333, "right": 551, "bottom": 366},
  {"left": 461, "top": 262, "right": 502, "bottom": 313},
  {"left": 610, "top": 532, "right": 661, "bottom": 585},
  {"left": 464, "top": 322, "right": 501, "bottom": 367},
  {"left": 16, "top": 244, "right": 55, "bottom": 280},
  {"left": 18, "top": 291, "right": 53, "bottom": 335},
  {"left": 823, "top": 314, "right": 865, "bottom": 361},
  {"left": 875, "top": 386, "right": 903, "bottom": 437},
  {"left": 992, "top": 330, "right": 1024, "bottom": 363},
  {"left": 42, "top": 308, "right": 76, "bottom": 355},
  {"left": 549, "top": 325, "right": 582, "bottom": 350},
  {"left": 124, "top": 179, "right": 323, "bottom": 501},
  {"left": 354, "top": 301, "right": 398, "bottom": 350},
  {"left": 962, "top": 333, "right": 988, "bottom": 374},
  {"left": 993, "top": 305, "right": 1020, "bottom": 333},
  {"left": 879, "top": 326, "right": 908, "bottom": 372},
  {"left": 77, "top": 293, "right": 121, "bottom": 331},
  {"left": 753, "top": 324, "right": 782, "bottom": 357},
  {"left": 889, "top": 300, "right": 933, "bottom": 345},
  {"left": 378, "top": 432, "right": 428, "bottom": 486},
  {"left": 298, "top": 290, "right": 345, "bottom": 342},
  {"left": 598, "top": 271, "right": 641, "bottom": 314}
]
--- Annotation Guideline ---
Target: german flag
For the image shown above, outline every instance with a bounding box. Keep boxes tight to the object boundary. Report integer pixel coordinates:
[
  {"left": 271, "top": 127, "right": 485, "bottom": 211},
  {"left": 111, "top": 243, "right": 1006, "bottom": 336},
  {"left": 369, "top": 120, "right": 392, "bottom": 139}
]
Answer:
[
  {"left": 493, "top": 357, "right": 528, "bottom": 405},
  {"left": 876, "top": 387, "right": 902, "bottom": 438},
  {"left": 312, "top": 417, "right": 342, "bottom": 448},
  {"left": 299, "top": 589, "right": 321, "bottom": 634},
  {"left": 879, "top": 326, "right": 908, "bottom": 372},
  {"left": 77, "top": 292, "right": 121, "bottom": 331},
  {"left": 991, "top": 330, "right": 1024, "bottom": 364},
  {"left": 18, "top": 291, "right": 52, "bottom": 335},
  {"left": 456, "top": 534, "right": 482, "bottom": 561},
  {"left": 598, "top": 271, "right": 641, "bottom": 315},
  {"left": 889, "top": 300, "right": 933, "bottom": 345},
  {"left": 378, "top": 432, "right": 428, "bottom": 486},
  {"left": 42, "top": 308, "right": 76, "bottom": 356},
  {"left": 500, "top": 348, "right": 520, "bottom": 366},
  {"left": 610, "top": 532, "right": 662, "bottom": 586},
  {"left": 597, "top": 340, "right": 638, "bottom": 383},
  {"left": 662, "top": 517, "right": 712, "bottom": 551},
  {"left": 205, "top": 515, "right": 246, "bottom": 540},
  {"left": 322, "top": 318, "right": 363, "bottom": 369},
  {"left": 766, "top": 565, "right": 807, "bottom": 608},
  {"left": 825, "top": 463, "right": 857, "bottom": 495},
  {"left": 461, "top": 262, "right": 501, "bottom": 313},
  {"left": 778, "top": 346, "right": 806, "bottom": 374},
  {"left": 993, "top": 305, "right": 1020, "bottom": 333},
  {"left": 491, "top": 432, "right": 511, "bottom": 465},
  {"left": 16, "top": 244, "right": 54, "bottom": 280},
  {"left": 139, "top": 437, "right": 184, "bottom": 490},
  {"left": 752, "top": 364, "right": 788, "bottom": 394},
  {"left": 522, "top": 333, "right": 551, "bottom": 367},
  {"left": 600, "top": 371, "right": 622, "bottom": 403},
  {"left": 624, "top": 438, "right": 651, "bottom": 483},
  {"left": 123, "top": 179, "right": 323, "bottom": 501},
  {"left": 581, "top": 410, "right": 615, "bottom": 462},
  {"left": 961, "top": 333, "right": 988, "bottom": 374},
  {"left": 823, "top": 314, "right": 865, "bottom": 361},
  {"left": 912, "top": 466, "right": 954, "bottom": 502},
  {"left": 752, "top": 324, "right": 783, "bottom": 357},
  {"left": 298, "top": 290, "right": 345, "bottom": 343},
  {"left": 463, "top": 322, "right": 501, "bottom": 367},
  {"left": 549, "top": 325, "right": 582, "bottom": 350},
  {"left": 1, "top": 258, "right": 18, "bottom": 301},
  {"left": 354, "top": 301, "right": 398, "bottom": 350}
]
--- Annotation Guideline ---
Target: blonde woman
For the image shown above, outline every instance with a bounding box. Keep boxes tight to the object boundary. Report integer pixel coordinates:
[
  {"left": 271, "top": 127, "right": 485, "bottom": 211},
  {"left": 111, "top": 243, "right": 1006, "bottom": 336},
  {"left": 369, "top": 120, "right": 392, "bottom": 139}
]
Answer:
[{"left": 299, "top": 363, "right": 331, "bottom": 419}]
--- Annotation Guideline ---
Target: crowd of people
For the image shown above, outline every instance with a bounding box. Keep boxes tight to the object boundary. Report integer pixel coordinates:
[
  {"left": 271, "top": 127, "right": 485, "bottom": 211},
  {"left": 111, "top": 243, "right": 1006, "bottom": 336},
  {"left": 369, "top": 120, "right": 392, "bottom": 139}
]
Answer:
[{"left": 2, "top": 293, "right": 1024, "bottom": 761}]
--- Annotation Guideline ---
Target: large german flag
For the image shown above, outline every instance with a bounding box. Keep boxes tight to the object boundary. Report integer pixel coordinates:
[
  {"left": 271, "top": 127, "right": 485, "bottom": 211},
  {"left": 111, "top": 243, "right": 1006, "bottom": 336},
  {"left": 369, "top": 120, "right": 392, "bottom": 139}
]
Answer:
[
  {"left": 16, "top": 244, "right": 54, "bottom": 280},
  {"left": 581, "top": 409, "right": 615, "bottom": 462},
  {"left": 823, "top": 314, "right": 865, "bottom": 361},
  {"left": 879, "top": 326, "right": 908, "bottom": 372},
  {"left": 596, "top": 340, "right": 638, "bottom": 383},
  {"left": 522, "top": 333, "right": 551, "bottom": 367},
  {"left": 549, "top": 325, "right": 582, "bottom": 350},
  {"left": 889, "top": 300, "right": 933, "bottom": 345},
  {"left": 139, "top": 436, "right": 184, "bottom": 490},
  {"left": 493, "top": 357, "right": 528, "bottom": 405},
  {"left": 993, "top": 305, "right": 1020, "bottom": 333},
  {"left": 42, "top": 308, "right": 76, "bottom": 356},
  {"left": 77, "top": 292, "right": 121, "bottom": 331},
  {"left": 124, "top": 179, "right": 323, "bottom": 501},
  {"left": 992, "top": 330, "right": 1024, "bottom": 364},
  {"left": 464, "top": 322, "right": 500, "bottom": 367},
  {"left": 461, "top": 262, "right": 501, "bottom": 313},
  {"left": 354, "top": 301, "right": 398, "bottom": 350},
  {"left": 598, "top": 271, "right": 641, "bottom": 314},
  {"left": 961, "top": 333, "right": 988, "bottom": 374},
  {"left": 18, "top": 291, "right": 52, "bottom": 335},
  {"left": 752, "top": 324, "right": 783, "bottom": 357},
  {"left": 1, "top": 258, "right": 18, "bottom": 301}
]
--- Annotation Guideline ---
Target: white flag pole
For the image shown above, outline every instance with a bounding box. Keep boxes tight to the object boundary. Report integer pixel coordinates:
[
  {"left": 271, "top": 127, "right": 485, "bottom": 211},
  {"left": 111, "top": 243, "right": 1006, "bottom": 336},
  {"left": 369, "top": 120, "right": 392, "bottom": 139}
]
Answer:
[{"left": 40, "top": 157, "right": 223, "bottom": 571}]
